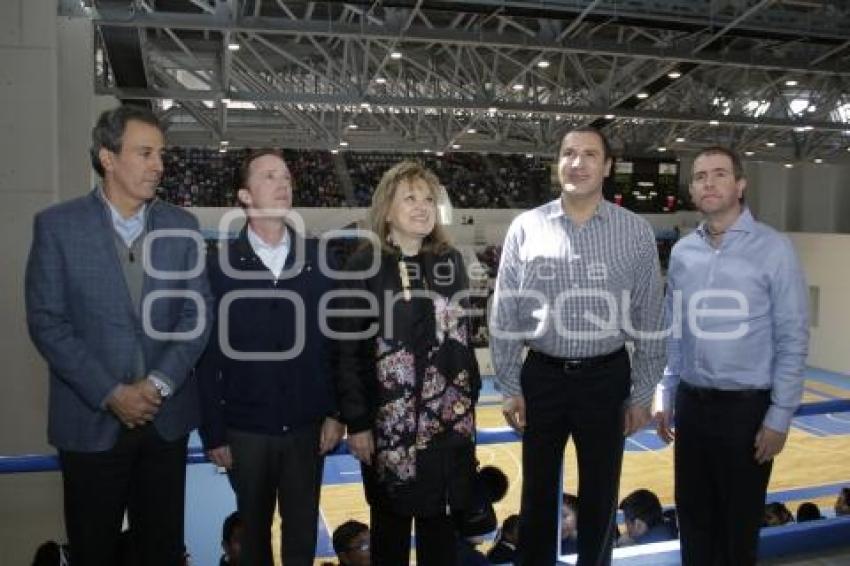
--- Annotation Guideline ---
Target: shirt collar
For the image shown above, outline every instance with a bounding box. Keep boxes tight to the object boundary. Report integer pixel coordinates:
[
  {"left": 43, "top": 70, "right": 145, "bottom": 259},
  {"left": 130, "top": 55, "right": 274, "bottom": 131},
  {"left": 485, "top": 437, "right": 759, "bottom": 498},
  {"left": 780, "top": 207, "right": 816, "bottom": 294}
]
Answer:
[
  {"left": 545, "top": 196, "right": 611, "bottom": 222},
  {"left": 97, "top": 186, "right": 146, "bottom": 228},
  {"left": 696, "top": 206, "right": 755, "bottom": 239},
  {"left": 246, "top": 224, "right": 290, "bottom": 252}
]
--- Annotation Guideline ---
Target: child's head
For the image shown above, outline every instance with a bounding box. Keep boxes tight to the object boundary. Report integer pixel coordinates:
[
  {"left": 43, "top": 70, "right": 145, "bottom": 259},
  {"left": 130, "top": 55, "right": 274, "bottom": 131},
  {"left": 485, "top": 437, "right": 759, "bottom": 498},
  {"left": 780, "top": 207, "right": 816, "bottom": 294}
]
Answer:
[
  {"left": 763, "top": 502, "right": 793, "bottom": 527},
  {"left": 332, "top": 520, "right": 370, "bottom": 566},
  {"left": 619, "top": 489, "right": 663, "bottom": 541},
  {"left": 221, "top": 512, "right": 243, "bottom": 565},
  {"left": 836, "top": 487, "right": 850, "bottom": 517}
]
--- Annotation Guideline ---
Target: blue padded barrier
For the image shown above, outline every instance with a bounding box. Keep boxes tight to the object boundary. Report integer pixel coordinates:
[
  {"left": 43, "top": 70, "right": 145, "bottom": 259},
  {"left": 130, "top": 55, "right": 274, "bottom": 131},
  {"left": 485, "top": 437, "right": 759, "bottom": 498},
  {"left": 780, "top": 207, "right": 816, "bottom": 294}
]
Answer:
[{"left": 2, "top": 399, "right": 849, "bottom": 474}]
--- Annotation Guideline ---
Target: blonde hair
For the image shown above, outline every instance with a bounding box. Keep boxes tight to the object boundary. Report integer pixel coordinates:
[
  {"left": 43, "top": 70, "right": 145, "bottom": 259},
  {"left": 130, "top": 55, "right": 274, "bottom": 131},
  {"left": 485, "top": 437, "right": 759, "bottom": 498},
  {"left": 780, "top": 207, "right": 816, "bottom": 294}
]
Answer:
[{"left": 366, "top": 160, "right": 451, "bottom": 255}]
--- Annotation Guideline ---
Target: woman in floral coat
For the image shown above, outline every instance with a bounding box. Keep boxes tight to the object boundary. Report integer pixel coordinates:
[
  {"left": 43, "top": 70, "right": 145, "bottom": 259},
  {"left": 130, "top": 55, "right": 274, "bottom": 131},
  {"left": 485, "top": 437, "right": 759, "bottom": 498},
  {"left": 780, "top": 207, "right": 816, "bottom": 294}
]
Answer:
[{"left": 335, "top": 160, "right": 481, "bottom": 566}]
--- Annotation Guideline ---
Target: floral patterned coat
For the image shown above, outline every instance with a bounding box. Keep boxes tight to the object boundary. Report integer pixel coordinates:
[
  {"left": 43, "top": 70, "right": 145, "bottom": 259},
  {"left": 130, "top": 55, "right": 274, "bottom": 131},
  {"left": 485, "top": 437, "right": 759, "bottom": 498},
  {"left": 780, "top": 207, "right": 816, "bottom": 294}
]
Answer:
[{"left": 335, "top": 245, "right": 481, "bottom": 517}]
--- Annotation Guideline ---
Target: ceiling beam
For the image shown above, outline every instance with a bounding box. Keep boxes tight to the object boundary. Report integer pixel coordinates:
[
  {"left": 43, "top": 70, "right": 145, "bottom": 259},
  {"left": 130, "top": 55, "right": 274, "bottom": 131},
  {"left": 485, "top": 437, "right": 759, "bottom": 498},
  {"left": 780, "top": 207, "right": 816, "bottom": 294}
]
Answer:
[
  {"left": 98, "top": 86, "right": 850, "bottom": 133},
  {"left": 92, "top": 13, "right": 850, "bottom": 76}
]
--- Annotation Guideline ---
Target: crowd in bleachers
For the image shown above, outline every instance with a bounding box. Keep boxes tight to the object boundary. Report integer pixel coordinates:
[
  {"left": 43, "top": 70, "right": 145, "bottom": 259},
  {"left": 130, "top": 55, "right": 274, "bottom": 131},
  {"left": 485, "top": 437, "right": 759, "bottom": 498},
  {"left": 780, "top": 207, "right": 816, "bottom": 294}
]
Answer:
[
  {"left": 160, "top": 147, "right": 240, "bottom": 207},
  {"left": 488, "top": 154, "right": 555, "bottom": 209},
  {"left": 159, "top": 148, "right": 347, "bottom": 208},
  {"left": 346, "top": 152, "right": 516, "bottom": 208},
  {"left": 284, "top": 150, "right": 347, "bottom": 207},
  {"left": 157, "top": 148, "right": 693, "bottom": 214}
]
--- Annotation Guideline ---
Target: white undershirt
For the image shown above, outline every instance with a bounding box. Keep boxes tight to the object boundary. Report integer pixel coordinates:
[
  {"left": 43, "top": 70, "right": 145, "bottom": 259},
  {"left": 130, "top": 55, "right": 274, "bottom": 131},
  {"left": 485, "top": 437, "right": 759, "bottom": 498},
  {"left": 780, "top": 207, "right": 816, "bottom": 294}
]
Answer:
[{"left": 247, "top": 225, "right": 290, "bottom": 278}]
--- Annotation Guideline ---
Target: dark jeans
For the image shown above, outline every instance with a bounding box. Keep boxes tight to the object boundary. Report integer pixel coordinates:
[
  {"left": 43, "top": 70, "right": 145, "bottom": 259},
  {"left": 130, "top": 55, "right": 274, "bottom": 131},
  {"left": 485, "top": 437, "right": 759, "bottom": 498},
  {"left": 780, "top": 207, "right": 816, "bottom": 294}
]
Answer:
[
  {"left": 675, "top": 383, "right": 772, "bottom": 566},
  {"left": 370, "top": 504, "right": 458, "bottom": 566},
  {"left": 226, "top": 424, "right": 324, "bottom": 566},
  {"left": 517, "top": 349, "right": 630, "bottom": 566},
  {"left": 59, "top": 425, "right": 188, "bottom": 566}
]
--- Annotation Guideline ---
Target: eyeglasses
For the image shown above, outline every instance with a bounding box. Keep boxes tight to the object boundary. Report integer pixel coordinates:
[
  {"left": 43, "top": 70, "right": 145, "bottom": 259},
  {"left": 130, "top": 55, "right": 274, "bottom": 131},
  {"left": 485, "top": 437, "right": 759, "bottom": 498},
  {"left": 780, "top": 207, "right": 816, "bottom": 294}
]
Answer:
[{"left": 349, "top": 539, "right": 370, "bottom": 552}]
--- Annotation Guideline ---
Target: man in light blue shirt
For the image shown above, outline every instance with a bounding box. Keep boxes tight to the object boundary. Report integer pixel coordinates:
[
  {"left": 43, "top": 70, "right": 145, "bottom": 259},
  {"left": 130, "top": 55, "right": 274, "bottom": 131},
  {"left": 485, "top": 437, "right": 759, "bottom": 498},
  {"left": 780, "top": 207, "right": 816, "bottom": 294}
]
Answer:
[{"left": 656, "top": 146, "right": 809, "bottom": 566}]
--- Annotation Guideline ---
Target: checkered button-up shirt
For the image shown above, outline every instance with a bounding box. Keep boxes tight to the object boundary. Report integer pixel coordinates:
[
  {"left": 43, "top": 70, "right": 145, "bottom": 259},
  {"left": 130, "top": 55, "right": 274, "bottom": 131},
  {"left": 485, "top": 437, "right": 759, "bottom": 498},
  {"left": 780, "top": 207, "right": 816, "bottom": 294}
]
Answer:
[{"left": 489, "top": 198, "right": 666, "bottom": 407}]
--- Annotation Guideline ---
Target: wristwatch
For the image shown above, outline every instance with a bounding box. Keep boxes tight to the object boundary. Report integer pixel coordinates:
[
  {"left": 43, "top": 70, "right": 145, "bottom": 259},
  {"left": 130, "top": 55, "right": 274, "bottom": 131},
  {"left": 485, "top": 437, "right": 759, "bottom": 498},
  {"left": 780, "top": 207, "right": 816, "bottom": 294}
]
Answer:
[{"left": 148, "top": 375, "right": 172, "bottom": 398}]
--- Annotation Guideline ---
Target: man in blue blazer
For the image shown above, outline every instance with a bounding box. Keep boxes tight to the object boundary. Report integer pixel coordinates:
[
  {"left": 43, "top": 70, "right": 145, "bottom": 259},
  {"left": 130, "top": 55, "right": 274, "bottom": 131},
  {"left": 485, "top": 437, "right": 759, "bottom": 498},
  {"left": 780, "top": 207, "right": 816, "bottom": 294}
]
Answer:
[
  {"left": 25, "top": 105, "right": 213, "bottom": 566},
  {"left": 197, "top": 148, "right": 343, "bottom": 566}
]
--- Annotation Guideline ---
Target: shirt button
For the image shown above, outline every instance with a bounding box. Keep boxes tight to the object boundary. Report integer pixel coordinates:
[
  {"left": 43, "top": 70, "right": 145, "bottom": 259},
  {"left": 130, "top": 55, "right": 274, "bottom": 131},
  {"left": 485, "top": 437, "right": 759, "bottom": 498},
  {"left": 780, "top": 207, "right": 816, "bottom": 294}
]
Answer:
[{"left": 282, "top": 425, "right": 289, "bottom": 432}]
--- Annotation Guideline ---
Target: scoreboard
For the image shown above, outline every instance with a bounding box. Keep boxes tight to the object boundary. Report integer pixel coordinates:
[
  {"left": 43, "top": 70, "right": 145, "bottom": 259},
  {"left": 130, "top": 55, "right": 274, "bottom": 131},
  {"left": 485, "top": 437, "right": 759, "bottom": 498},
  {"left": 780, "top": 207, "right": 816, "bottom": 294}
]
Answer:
[{"left": 602, "top": 157, "right": 686, "bottom": 213}]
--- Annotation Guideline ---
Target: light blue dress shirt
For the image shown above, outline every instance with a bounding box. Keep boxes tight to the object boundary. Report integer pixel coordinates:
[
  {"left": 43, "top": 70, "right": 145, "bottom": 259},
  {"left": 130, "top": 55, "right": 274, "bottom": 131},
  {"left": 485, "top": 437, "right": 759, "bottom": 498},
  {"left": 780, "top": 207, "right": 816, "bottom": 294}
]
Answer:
[
  {"left": 659, "top": 208, "right": 809, "bottom": 433},
  {"left": 98, "top": 187, "right": 146, "bottom": 246}
]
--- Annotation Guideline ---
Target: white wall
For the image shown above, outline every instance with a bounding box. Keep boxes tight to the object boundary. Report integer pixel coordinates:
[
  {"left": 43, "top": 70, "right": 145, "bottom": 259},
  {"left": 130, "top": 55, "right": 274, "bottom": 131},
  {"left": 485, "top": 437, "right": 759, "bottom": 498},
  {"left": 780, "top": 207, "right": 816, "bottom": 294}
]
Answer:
[
  {"left": 191, "top": 206, "right": 701, "bottom": 244},
  {"left": 789, "top": 233, "right": 850, "bottom": 375},
  {"left": 0, "top": 5, "right": 101, "bottom": 565},
  {"left": 742, "top": 161, "right": 850, "bottom": 233}
]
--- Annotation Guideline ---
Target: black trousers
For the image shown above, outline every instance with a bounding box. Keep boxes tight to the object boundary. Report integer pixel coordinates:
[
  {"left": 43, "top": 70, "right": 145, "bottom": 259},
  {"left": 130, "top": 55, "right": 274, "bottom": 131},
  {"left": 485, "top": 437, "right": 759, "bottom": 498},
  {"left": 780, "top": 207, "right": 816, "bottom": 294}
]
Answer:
[
  {"left": 517, "top": 350, "right": 630, "bottom": 566},
  {"left": 59, "top": 425, "right": 188, "bottom": 566},
  {"left": 370, "top": 504, "right": 458, "bottom": 566},
  {"left": 226, "top": 424, "right": 324, "bottom": 566},
  {"left": 675, "top": 384, "right": 772, "bottom": 566}
]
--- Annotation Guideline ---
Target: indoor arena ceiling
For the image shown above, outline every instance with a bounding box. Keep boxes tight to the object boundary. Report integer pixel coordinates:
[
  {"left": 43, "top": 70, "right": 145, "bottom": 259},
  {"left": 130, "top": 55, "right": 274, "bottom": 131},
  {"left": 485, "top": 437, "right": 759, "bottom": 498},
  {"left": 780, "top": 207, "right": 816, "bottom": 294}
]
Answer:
[{"left": 66, "top": 0, "right": 850, "bottom": 163}]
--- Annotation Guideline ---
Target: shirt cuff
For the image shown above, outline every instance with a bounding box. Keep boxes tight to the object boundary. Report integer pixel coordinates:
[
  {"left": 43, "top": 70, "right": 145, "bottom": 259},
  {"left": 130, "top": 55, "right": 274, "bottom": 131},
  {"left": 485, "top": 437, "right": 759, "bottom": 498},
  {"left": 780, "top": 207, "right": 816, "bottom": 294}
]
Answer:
[
  {"left": 148, "top": 373, "right": 173, "bottom": 398},
  {"left": 763, "top": 405, "right": 795, "bottom": 434},
  {"left": 628, "top": 385, "right": 655, "bottom": 409},
  {"left": 659, "top": 383, "right": 678, "bottom": 413},
  {"left": 496, "top": 376, "right": 522, "bottom": 398}
]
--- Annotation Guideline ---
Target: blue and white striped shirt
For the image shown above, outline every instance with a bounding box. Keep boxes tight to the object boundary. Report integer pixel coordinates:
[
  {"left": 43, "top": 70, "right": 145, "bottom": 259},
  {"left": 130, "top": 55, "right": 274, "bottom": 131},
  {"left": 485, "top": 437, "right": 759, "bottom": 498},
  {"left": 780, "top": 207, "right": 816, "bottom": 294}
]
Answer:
[{"left": 489, "top": 198, "right": 666, "bottom": 407}]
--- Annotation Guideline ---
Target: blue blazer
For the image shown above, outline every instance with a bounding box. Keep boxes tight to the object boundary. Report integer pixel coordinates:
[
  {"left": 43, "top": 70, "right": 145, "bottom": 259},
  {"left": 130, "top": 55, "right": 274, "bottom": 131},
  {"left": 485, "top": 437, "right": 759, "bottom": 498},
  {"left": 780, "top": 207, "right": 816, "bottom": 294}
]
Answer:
[{"left": 25, "top": 190, "right": 213, "bottom": 452}]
